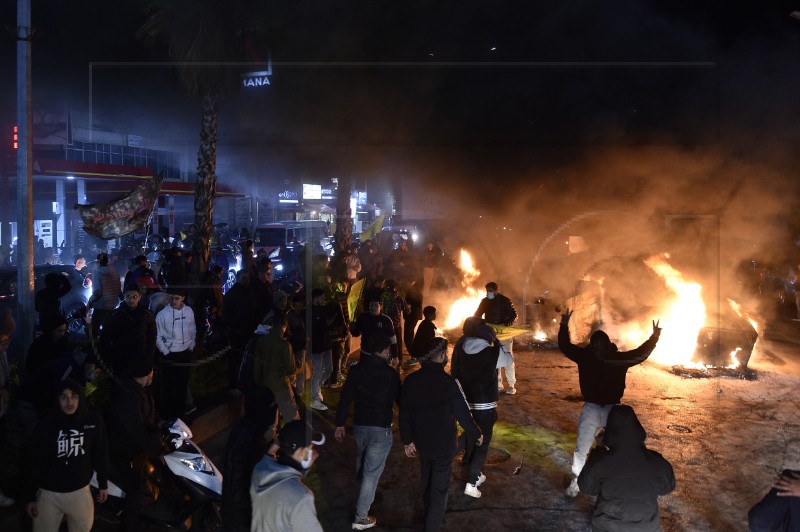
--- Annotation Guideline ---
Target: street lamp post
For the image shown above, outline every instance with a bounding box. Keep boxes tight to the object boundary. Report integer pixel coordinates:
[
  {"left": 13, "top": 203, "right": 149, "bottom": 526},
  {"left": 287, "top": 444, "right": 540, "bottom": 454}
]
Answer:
[{"left": 16, "top": 0, "right": 34, "bottom": 352}]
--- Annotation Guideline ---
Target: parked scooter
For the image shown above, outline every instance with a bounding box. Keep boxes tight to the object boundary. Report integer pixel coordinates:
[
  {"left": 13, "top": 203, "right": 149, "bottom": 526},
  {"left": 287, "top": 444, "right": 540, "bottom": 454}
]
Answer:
[{"left": 91, "top": 418, "right": 223, "bottom": 530}]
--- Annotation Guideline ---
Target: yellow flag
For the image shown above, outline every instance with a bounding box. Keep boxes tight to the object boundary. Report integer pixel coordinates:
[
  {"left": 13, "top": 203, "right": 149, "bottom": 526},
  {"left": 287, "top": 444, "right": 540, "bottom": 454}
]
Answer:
[
  {"left": 488, "top": 323, "right": 530, "bottom": 343},
  {"left": 348, "top": 278, "right": 365, "bottom": 322},
  {"left": 359, "top": 214, "right": 385, "bottom": 242}
]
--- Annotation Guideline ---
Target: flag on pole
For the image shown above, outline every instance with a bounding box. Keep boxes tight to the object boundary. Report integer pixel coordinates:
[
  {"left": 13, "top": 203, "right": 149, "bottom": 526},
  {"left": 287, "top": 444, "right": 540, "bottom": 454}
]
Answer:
[
  {"left": 347, "top": 278, "right": 365, "bottom": 322},
  {"left": 76, "top": 174, "right": 163, "bottom": 239}
]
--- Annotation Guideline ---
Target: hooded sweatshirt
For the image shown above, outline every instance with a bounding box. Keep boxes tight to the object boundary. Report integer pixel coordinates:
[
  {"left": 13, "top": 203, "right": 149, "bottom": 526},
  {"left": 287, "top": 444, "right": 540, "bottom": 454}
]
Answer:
[
  {"left": 578, "top": 405, "right": 675, "bottom": 532},
  {"left": 23, "top": 384, "right": 109, "bottom": 502},
  {"left": 250, "top": 455, "right": 323, "bottom": 532},
  {"left": 450, "top": 337, "right": 500, "bottom": 411},
  {"left": 558, "top": 325, "right": 659, "bottom": 405}
]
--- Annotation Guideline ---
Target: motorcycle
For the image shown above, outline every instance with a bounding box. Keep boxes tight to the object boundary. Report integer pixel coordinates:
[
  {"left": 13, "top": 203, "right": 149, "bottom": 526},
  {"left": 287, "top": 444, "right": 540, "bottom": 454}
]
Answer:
[{"left": 91, "top": 418, "right": 223, "bottom": 530}]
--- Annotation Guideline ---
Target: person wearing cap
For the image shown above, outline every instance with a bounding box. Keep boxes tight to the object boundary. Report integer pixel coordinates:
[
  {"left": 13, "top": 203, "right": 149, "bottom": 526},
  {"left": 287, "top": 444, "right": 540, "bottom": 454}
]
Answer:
[
  {"left": 99, "top": 283, "right": 157, "bottom": 381},
  {"left": 559, "top": 308, "right": 662, "bottom": 498},
  {"left": 155, "top": 287, "right": 196, "bottom": 421},
  {"left": 251, "top": 420, "right": 325, "bottom": 532},
  {"left": 25, "top": 313, "right": 72, "bottom": 375},
  {"left": 335, "top": 334, "right": 401, "bottom": 530},
  {"left": 400, "top": 337, "right": 483, "bottom": 531},
  {"left": 350, "top": 298, "right": 399, "bottom": 366},
  {"left": 221, "top": 385, "right": 279, "bottom": 532},
  {"left": 0, "top": 309, "right": 15, "bottom": 507},
  {"left": 450, "top": 316, "right": 501, "bottom": 499},
  {"left": 474, "top": 281, "right": 518, "bottom": 395},
  {"left": 86, "top": 251, "right": 121, "bottom": 339}
]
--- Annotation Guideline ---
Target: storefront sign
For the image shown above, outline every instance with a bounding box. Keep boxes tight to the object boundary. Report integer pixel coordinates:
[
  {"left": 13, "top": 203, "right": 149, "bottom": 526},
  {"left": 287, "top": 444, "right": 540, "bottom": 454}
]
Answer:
[
  {"left": 303, "top": 184, "right": 322, "bottom": 200},
  {"left": 278, "top": 190, "right": 298, "bottom": 204}
]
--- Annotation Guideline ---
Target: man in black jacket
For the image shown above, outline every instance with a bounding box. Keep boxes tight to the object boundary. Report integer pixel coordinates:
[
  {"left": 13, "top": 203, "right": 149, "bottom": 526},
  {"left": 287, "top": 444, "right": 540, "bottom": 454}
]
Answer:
[
  {"left": 559, "top": 308, "right": 661, "bottom": 498},
  {"left": 335, "top": 334, "right": 401, "bottom": 530},
  {"left": 450, "top": 317, "right": 500, "bottom": 498},
  {"left": 411, "top": 306, "right": 438, "bottom": 361},
  {"left": 350, "top": 299, "right": 399, "bottom": 364},
  {"left": 99, "top": 283, "right": 157, "bottom": 380},
  {"left": 400, "top": 337, "right": 483, "bottom": 532},
  {"left": 578, "top": 404, "right": 675, "bottom": 530},
  {"left": 221, "top": 385, "right": 279, "bottom": 532},
  {"left": 474, "top": 281, "right": 518, "bottom": 394}
]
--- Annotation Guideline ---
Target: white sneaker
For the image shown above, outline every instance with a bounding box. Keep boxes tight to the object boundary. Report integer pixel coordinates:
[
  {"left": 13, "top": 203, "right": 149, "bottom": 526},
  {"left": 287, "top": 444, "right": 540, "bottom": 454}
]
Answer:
[
  {"left": 565, "top": 477, "right": 580, "bottom": 497},
  {"left": 497, "top": 384, "right": 505, "bottom": 392},
  {"left": 476, "top": 472, "right": 486, "bottom": 487},
  {"left": 464, "top": 482, "right": 482, "bottom": 498},
  {"left": 505, "top": 386, "right": 517, "bottom": 395},
  {"left": 310, "top": 399, "right": 328, "bottom": 411}
]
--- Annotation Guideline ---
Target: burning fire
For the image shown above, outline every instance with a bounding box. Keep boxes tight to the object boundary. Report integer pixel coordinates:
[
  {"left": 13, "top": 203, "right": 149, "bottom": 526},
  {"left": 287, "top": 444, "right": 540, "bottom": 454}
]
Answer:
[
  {"left": 443, "top": 249, "right": 484, "bottom": 330},
  {"left": 619, "top": 255, "right": 752, "bottom": 369}
]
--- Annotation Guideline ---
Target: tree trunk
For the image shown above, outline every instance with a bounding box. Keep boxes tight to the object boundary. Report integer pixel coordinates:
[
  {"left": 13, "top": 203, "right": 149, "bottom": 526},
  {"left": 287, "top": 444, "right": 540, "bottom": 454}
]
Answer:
[
  {"left": 190, "top": 90, "right": 219, "bottom": 295},
  {"left": 332, "top": 175, "right": 353, "bottom": 278}
]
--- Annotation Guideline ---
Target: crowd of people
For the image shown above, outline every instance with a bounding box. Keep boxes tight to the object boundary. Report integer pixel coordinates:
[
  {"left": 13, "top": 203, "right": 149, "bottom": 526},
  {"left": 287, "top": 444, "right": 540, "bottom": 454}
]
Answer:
[{"left": 0, "top": 235, "right": 796, "bottom": 531}]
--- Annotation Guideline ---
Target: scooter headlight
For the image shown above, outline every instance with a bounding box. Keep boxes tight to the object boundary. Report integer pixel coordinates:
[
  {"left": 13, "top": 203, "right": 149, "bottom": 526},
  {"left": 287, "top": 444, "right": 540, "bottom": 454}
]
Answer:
[{"left": 180, "top": 457, "right": 213, "bottom": 473}]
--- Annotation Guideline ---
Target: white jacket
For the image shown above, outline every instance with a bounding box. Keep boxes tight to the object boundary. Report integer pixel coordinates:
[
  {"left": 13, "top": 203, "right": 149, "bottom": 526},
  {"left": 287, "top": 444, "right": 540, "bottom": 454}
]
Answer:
[{"left": 156, "top": 304, "right": 196, "bottom": 355}]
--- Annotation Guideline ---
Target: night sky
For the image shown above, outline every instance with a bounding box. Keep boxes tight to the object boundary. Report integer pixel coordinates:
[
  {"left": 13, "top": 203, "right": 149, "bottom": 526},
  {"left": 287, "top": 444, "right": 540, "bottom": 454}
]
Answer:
[{"left": 2, "top": 1, "right": 800, "bottom": 282}]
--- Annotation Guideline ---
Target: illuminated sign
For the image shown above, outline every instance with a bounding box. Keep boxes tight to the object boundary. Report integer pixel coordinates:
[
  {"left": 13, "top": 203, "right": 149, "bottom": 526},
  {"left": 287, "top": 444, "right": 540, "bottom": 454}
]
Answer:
[
  {"left": 278, "top": 190, "right": 298, "bottom": 204},
  {"left": 12, "top": 125, "right": 18, "bottom": 150},
  {"left": 303, "top": 184, "right": 322, "bottom": 200},
  {"left": 321, "top": 187, "right": 334, "bottom": 200},
  {"left": 243, "top": 72, "right": 271, "bottom": 87}
]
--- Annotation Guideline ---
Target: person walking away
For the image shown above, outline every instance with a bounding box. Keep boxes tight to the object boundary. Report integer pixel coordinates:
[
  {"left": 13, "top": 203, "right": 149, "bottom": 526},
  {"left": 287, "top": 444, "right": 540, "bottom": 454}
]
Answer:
[
  {"left": 474, "top": 281, "right": 518, "bottom": 394},
  {"left": 350, "top": 299, "right": 399, "bottom": 366},
  {"left": 400, "top": 338, "right": 483, "bottom": 532},
  {"left": 326, "top": 281, "right": 350, "bottom": 386},
  {"left": 559, "top": 308, "right": 662, "bottom": 497},
  {"left": 309, "top": 288, "right": 334, "bottom": 410},
  {"left": 23, "top": 379, "right": 109, "bottom": 532},
  {"left": 403, "top": 279, "right": 424, "bottom": 361},
  {"left": 221, "top": 385, "right": 279, "bottom": 532},
  {"left": 250, "top": 420, "right": 326, "bottom": 532},
  {"left": 450, "top": 316, "right": 500, "bottom": 498},
  {"left": 155, "top": 288, "right": 196, "bottom": 421},
  {"left": 381, "top": 279, "right": 406, "bottom": 363},
  {"left": 286, "top": 293, "right": 309, "bottom": 397},
  {"left": 86, "top": 252, "right": 121, "bottom": 340},
  {"left": 578, "top": 404, "right": 675, "bottom": 530},
  {"left": 254, "top": 315, "right": 300, "bottom": 422},
  {"left": 222, "top": 269, "right": 258, "bottom": 396},
  {"left": 335, "top": 334, "right": 401, "bottom": 530},
  {"left": 412, "top": 306, "right": 438, "bottom": 361}
]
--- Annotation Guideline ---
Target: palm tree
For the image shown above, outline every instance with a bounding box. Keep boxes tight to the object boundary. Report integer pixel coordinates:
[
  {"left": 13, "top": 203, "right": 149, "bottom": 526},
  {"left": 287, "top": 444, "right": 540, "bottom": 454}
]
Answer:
[
  {"left": 332, "top": 175, "right": 353, "bottom": 274},
  {"left": 138, "top": 0, "right": 270, "bottom": 290}
]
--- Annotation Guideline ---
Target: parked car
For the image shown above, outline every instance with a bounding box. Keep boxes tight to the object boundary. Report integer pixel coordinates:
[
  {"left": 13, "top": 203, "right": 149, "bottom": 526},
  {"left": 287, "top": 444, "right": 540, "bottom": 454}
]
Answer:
[{"left": 0, "top": 264, "right": 94, "bottom": 337}]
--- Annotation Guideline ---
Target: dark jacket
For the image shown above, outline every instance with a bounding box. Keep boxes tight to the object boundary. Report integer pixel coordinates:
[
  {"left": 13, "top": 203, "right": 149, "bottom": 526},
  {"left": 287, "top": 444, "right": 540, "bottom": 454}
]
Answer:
[
  {"left": 99, "top": 303, "right": 157, "bottom": 378},
  {"left": 381, "top": 289, "right": 405, "bottom": 327},
  {"left": 221, "top": 418, "right": 272, "bottom": 532},
  {"left": 474, "top": 293, "right": 517, "bottom": 326},
  {"left": 34, "top": 276, "right": 71, "bottom": 318},
  {"left": 310, "top": 303, "right": 332, "bottom": 353},
  {"left": 350, "top": 312, "right": 398, "bottom": 358},
  {"left": 222, "top": 282, "right": 258, "bottom": 349},
  {"left": 23, "top": 391, "right": 108, "bottom": 503},
  {"left": 25, "top": 333, "right": 73, "bottom": 375},
  {"left": 578, "top": 405, "right": 675, "bottom": 532},
  {"left": 335, "top": 353, "right": 401, "bottom": 429},
  {"left": 450, "top": 337, "right": 500, "bottom": 411},
  {"left": 399, "top": 362, "right": 481, "bottom": 458},
  {"left": 108, "top": 375, "right": 162, "bottom": 460},
  {"left": 558, "top": 325, "right": 659, "bottom": 406},
  {"left": 411, "top": 319, "right": 437, "bottom": 358}
]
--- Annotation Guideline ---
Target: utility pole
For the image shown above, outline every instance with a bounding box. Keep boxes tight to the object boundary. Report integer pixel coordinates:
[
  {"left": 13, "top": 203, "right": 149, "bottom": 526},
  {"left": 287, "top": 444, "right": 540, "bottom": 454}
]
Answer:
[{"left": 17, "top": 0, "right": 34, "bottom": 353}]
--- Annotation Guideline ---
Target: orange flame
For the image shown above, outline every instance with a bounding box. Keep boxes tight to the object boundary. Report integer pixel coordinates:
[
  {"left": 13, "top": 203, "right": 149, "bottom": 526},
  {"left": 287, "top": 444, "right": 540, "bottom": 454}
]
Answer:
[
  {"left": 443, "top": 249, "right": 484, "bottom": 330},
  {"left": 618, "top": 254, "right": 706, "bottom": 367}
]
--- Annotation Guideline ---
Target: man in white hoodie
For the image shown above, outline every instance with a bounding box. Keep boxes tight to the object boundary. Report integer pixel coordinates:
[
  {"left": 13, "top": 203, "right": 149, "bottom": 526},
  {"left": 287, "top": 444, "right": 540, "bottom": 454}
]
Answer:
[
  {"left": 450, "top": 316, "right": 501, "bottom": 498},
  {"left": 155, "top": 287, "right": 196, "bottom": 420}
]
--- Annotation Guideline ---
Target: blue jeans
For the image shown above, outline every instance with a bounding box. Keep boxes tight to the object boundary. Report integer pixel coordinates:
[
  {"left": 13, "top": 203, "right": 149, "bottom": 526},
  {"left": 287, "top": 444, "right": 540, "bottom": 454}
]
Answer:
[
  {"left": 749, "top": 470, "right": 800, "bottom": 531},
  {"left": 311, "top": 349, "right": 333, "bottom": 401},
  {"left": 354, "top": 425, "right": 393, "bottom": 518}
]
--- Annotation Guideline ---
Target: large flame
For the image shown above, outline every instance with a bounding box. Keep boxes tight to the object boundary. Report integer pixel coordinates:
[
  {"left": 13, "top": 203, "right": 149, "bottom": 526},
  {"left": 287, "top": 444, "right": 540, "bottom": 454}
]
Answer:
[
  {"left": 443, "top": 249, "right": 485, "bottom": 330},
  {"left": 619, "top": 254, "right": 706, "bottom": 367}
]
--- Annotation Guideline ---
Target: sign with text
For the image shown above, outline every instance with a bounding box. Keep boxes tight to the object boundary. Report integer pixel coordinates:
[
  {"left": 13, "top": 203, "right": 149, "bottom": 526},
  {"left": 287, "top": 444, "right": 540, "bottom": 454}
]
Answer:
[{"left": 303, "top": 184, "right": 322, "bottom": 200}]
